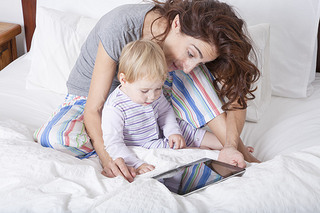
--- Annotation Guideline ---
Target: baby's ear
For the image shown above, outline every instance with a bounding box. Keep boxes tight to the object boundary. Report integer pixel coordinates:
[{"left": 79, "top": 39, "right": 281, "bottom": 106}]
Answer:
[{"left": 119, "top": 73, "right": 127, "bottom": 84}]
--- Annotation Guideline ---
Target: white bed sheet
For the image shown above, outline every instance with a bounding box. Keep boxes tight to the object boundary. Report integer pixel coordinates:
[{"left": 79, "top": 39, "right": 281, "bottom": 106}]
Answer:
[
  {"left": 0, "top": 54, "right": 65, "bottom": 131},
  {"left": 242, "top": 73, "right": 320, "bottom": 161},
  {"left": 0, "top": 55, "right": 320, "bottom": 212}
]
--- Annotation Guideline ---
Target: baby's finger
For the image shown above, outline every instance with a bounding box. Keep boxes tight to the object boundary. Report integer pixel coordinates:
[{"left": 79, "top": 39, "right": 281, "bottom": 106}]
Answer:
[
  {"left": 137, "top": 168, "right": 148, "bottom": 175},
  {"left": 146, "top": 164, "right": 155, "bottom": 171},
  {"left": 181, "top": 140, "right": 187, "bottom": 148},
  {"left": 169, "top": 139, "right": 174, "bottom": 148},
  {"left": 174, "top": 139, "right": 183, "bottom": 149}
]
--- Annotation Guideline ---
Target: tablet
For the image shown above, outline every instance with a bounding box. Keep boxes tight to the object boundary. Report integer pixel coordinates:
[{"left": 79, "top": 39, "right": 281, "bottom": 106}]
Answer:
[{"left": 153, "top": 158, "right": 245, "bottom": 196}]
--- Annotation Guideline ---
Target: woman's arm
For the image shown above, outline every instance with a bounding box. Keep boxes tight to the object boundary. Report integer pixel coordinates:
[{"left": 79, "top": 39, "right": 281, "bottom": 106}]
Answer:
[
  {"left": 206, "top": 108, "right": 247, "bottom": 168},
  {"left": 207, "top": 107, "right": 259, "bottom": 168},
  {"left": 221, "top": 109, "right": 247, "bottom": 168},
  {"left": 84, "top": 41, "right": 136, "bottom": 182},
  {"left": 225, "top": 109, "right": 260, "bottom": 164},
  {"left": 225, "top": 108, "right": 246, "bottom": 149}
]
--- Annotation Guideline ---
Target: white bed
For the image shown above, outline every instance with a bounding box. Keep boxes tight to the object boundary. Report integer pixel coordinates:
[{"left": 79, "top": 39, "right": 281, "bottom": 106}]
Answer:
[{"left": 0, "top": 0, "right": 319, "bottom": 212}]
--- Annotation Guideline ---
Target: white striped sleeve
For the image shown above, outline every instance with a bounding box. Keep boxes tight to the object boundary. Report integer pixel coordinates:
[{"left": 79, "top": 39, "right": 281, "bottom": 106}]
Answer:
[
  {"left": 101, "top": 105, "right": 145, "bottom": 169},
  {"left": 157, "top": 94, "right": 182, "bottom": 138}
]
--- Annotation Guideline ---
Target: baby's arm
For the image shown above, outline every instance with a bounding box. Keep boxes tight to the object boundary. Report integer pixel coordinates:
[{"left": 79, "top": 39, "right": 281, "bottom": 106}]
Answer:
[
  {"left": 101, "top": 105, "right": 146, "bottom": 169},
  {"left": 157, "top": 94, "right": 186, "bottom": 148}
]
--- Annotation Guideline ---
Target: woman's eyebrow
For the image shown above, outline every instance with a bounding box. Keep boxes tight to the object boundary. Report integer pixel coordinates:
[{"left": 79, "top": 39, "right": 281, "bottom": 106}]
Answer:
[{"left": 193, "top": 44, "right": 203, "bottom": 59}]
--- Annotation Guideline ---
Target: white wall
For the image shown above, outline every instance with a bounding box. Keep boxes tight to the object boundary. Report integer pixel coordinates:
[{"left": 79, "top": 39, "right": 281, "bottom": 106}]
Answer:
[{"left": 0, "top": 0, "right": 27, "bottom": 56}]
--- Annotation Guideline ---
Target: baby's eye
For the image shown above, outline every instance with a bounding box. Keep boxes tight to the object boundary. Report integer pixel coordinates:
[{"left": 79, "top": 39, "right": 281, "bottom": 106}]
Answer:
[
  {"left": 188, "top": 51, "right": 194, "bottom": 58},
  {"left": 141, "top": 90, "right": 149, "bottom": 93},
  {"left": 156, "top": 87, "right": 162, "bottom": 91}
]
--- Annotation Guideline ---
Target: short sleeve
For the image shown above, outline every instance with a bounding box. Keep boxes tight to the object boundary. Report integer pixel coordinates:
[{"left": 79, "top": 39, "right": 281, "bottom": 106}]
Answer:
[{"left": 165, "top": 64, "right": 224, "bottom": 128}]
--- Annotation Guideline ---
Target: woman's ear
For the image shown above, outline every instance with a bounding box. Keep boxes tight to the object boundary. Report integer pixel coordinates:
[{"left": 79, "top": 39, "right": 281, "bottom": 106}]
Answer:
[
  {"left": 172, "top": 14, "right": 181, "bottom": 33},
  {"left": 119, "top": 73, "right": 127, "bottom": 85}
]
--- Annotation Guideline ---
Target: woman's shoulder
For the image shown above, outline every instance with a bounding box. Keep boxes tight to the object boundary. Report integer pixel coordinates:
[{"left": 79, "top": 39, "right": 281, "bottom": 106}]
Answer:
[{"left": 100, "top": 3, "right": 154, "bottom": 24}]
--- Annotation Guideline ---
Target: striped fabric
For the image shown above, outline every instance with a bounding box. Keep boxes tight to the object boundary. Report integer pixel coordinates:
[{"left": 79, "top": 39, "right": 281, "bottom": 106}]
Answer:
[
  {"left": 101, "top": 87, "right": 206, "bottom": 168},
  {"left": 109, "top": 90, "right": 173, "bottom": 148},
  {"left": 34, "top": 64, "right": 223, "bottom": 159},
  {"left": 103, "top": 87, "right": 205, "bottom": 149},
  {"left": 34, "top": 94, "right": 95, "bottom": 159},
  {"left": 164, "top": 64, "right": 224, "bottom": 128}
]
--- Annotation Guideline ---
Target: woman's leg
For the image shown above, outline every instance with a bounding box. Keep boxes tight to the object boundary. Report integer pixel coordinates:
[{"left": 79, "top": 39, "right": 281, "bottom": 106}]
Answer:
[
  {"left": 200, "top": 132, "right": 223, "bottom": 150},
  {"left": 34, "top": 94, "right": 95, "bottom": 159}
]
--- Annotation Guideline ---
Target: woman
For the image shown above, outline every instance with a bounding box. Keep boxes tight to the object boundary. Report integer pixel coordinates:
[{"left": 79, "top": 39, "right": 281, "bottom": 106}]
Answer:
[{"left": 34, "top": 0, "right": 260, "bottom": 182}]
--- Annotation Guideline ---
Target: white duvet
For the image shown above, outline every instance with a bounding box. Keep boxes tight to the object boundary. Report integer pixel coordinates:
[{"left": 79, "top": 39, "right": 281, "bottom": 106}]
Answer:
[{"left": 0, "top": 120, "right": 319, "bottom": 213}]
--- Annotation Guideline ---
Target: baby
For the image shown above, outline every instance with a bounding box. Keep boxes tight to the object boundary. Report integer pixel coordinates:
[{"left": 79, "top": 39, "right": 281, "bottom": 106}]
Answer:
[{"left": 101, "top": 40, "right": 223, "bottom": 175}]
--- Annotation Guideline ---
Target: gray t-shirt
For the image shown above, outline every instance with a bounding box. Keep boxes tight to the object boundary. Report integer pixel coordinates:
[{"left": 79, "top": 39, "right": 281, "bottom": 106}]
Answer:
[{"left": 66, "top": 4, "right": 154, "bottom": 97}]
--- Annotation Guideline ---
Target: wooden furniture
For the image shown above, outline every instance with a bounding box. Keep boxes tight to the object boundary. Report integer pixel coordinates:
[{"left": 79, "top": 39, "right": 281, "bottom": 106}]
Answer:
[
  {"left": 0, "top": 22, "right": 21, "bottom": 70},
  {"left": 21, "top": 0, "right": 36, "bottom": 52}
]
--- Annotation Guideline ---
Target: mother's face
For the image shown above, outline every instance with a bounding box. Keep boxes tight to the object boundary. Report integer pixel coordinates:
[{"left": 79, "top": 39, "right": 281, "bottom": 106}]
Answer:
[{"left": 162, "top": 15, "right": 219, "bottom": 73}]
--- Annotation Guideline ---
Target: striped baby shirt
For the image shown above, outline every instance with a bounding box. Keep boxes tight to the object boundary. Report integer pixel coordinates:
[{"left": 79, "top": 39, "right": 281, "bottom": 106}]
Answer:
[{"left": 101, "top": 86, "right": 182, "bottom": 169}]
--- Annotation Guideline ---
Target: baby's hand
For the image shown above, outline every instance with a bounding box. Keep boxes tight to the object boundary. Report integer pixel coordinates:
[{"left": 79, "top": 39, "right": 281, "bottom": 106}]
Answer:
[
  {"left": 168, "top": 134, "right": 186, "bottom": 149},
  {"left": 136, "top": 163, "right": 155, "bottom": 175}
]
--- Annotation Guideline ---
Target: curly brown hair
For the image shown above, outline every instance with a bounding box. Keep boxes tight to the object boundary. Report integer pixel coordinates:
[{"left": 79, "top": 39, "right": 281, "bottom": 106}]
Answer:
[{"left": 149, "top": 0, "right": 260, "bottom": 111}]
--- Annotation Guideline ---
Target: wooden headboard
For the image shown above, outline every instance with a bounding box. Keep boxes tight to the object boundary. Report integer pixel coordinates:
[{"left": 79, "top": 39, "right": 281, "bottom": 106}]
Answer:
[{"left": 21, "top": 0, "right": 320, "bottom": 72}]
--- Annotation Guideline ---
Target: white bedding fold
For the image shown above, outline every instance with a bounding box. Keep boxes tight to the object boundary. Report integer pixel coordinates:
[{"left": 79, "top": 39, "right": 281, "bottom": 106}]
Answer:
[{"left": 0, "top": 120, "right": 319, "bottom": 213}]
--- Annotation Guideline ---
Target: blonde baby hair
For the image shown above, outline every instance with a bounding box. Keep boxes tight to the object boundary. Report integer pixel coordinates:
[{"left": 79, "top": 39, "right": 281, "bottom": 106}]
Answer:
[{"left": 118, "top": 39, "right": 168, "bottom": 83}]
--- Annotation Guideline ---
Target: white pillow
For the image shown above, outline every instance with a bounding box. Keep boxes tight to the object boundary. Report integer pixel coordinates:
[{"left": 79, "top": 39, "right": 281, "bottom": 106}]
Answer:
[
  {"left": 26, "top": 7, "right": 98, "bottom": 94},
  {"left": 221, "top": 0, "right": 320, "bottom": 98},
  {"left": 27, "top": 0, "right": 145, "bottom": 94},
  {"left": 246, "top": 24, "right": 271, "bottom": 122},
  {"left": 37, "top": 0, "right": 144, "bottom": 19}
]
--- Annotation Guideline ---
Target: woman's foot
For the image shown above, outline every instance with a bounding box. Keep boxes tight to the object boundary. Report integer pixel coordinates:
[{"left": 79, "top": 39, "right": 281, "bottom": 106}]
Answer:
[{"left": 247, "top": 146, "right": 254, "bottom": 153}]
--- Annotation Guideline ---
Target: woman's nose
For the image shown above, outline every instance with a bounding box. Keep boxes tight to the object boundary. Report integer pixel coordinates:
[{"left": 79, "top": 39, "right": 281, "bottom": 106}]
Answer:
[{"left": 182, "top": 60, "right": 198, "bottom": 74}]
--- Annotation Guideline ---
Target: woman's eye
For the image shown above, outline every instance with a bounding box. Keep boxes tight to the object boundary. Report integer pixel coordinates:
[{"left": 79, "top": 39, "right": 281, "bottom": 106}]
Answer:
[{"left": 188, "top": 51, "right": 194, "bottom": 58}]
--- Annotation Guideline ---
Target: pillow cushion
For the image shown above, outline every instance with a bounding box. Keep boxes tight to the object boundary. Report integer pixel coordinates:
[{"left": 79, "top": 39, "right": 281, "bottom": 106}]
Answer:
[
  {"left": 246, "top": 23, "right": 271, "bottom": 122},
  {"left": 221, "top": 0, "right": 320, "bottom": 98},
  {"left": 27, "top": 0, "right": 144, "bottom": 94},
  {"left": 26, "top": 7, "right": 98, "bottom": 94}
]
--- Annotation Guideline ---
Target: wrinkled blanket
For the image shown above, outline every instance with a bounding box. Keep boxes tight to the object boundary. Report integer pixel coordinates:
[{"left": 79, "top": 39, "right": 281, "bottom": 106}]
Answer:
[{"left": 0, "top": 120, "right": 319, "bottom": 213}]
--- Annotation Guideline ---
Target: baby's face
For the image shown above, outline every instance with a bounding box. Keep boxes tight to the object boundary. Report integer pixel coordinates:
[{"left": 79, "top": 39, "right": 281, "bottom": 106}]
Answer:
[{"left": 121, "top": 78, "right": 164, "bottom": 106}]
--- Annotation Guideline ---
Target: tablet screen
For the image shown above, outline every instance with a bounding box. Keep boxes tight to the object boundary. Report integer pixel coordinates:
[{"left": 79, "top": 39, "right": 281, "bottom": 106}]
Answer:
[{"left": 153, "top": 159, "right": 245, "bottom": 196}]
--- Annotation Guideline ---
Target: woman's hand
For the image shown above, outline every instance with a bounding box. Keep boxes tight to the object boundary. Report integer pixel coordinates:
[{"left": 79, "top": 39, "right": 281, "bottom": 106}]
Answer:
[
  {"left": 169, "top": 134, "right": 186, "bottom": 149},
  {"left": 136, "top": 163, "right": 155, "bottom": 175},
  {"left": 101, "top": 157, "right": 136, "bottom": 182},
  {"left": 217, "top": 145, "right": 246, "bottom": 168}
]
